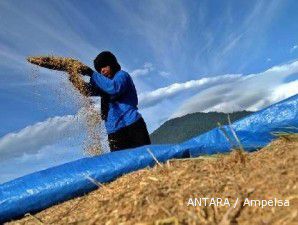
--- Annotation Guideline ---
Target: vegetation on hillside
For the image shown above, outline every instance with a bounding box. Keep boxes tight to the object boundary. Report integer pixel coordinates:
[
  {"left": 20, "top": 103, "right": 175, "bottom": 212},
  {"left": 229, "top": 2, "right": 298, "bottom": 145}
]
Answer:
[{"left": 150, "top": 111, "right": 252, "bottom": 144}]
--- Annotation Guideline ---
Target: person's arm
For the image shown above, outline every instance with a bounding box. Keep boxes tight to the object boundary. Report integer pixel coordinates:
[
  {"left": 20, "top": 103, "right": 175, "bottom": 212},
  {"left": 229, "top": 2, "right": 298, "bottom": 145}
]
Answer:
[
  {"left": 87, "top": 78, "right": 109, "bottom": 97},
  {"left": 90, "top": 71, "right": 128, "bottom": 97},
  {"left": 66, "top": 65, "right": 106, "bottom": 97},
  {"left": 68, "top": 75, "right": 108, "bottom": 97},
  {"left": 68, "top": 74, "right": 91, "bottom": 97}
]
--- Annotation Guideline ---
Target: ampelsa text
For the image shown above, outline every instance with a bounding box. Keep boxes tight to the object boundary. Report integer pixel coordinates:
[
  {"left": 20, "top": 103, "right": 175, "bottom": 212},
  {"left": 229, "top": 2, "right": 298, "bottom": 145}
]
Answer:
[
  {"left": 243, "top": 198, "right": 290, "bottom": 208},
  {"left": 187, "top": 198, "right": 231, "bottom": 207}
]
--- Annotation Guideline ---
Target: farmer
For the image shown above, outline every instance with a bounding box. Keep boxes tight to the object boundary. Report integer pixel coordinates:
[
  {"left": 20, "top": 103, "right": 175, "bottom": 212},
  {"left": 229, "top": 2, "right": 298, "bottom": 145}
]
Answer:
[{"left": 79, "top": 51, "right": 151, "bottom": 151}]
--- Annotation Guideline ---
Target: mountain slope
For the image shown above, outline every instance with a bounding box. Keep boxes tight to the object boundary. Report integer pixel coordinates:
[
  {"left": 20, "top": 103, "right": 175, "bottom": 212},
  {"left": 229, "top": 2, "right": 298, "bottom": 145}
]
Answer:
[{"left": 150, "top": 111, "right": 252, "bottom": 144}]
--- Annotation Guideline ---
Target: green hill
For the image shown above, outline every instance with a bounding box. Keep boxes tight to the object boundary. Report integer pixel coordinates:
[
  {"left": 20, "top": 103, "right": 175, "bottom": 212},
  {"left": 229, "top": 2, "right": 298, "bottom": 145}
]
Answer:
[{"left": 150, "top": 111, "right": 252, "bottom": 144}]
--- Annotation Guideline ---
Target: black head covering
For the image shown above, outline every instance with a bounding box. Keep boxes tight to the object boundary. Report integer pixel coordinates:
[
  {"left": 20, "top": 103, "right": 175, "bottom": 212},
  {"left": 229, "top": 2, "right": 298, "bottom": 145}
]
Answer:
[
  {"left": 93, "top": 51, "right": 121, "bottom": 75},
  {"left": 93, "top": 51, "right": 121, "bottom": 121}
]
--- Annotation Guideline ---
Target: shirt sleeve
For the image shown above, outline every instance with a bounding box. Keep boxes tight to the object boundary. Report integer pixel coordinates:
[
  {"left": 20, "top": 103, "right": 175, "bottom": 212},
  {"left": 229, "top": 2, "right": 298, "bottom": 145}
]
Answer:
[
  {"left": 90, "top": 71, "right": 128, "bottom": 97},
  {"left": 86, "top": 82, "right": 107, "bottom": 97}
]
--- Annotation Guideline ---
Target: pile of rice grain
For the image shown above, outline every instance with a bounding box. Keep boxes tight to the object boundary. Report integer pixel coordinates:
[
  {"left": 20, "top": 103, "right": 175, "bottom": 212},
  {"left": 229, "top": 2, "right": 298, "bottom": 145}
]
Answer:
[
  {"left": 27, "top": 56, "right": 103, "bottom": 155},
  {"left": 8, "top": 135, "right": 298, "bottom": 225}
]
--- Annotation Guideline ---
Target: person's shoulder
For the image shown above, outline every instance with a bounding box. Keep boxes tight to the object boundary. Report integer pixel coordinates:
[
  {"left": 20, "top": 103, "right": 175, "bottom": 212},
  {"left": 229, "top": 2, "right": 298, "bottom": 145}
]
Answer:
[
  {"left": 116, "top": 70, "right": 129, "bottom": 76},
  {"left": 115, "top": 70, "right": 131, "bottom": 78}
]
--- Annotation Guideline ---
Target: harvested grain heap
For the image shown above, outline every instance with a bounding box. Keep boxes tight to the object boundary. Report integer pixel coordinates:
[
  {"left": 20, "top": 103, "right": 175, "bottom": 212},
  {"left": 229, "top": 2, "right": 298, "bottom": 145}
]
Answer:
[
  {"left": 27, "top": 56, "right": 103, "bottom": 155},
  {"left": 8, "top": 135, "right": 298, "bottom": 225}
]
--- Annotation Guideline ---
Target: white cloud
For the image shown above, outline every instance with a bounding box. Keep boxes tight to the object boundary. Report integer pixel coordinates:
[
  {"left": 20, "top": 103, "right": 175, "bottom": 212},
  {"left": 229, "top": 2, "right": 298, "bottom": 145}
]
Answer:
[
  {"left": 0, "top": 74, "right": 239, "bottom": 160},
  {"left": 270, "top": 80, "right": 298, "bottom": 102},
  {"left": 130, "top": 63, "right": 154, "bottom": 77},
  {"left": 159, "top": 71, "right": 170, "bottom": 78},
  {"left": 2, "top": 60, "right": 297, "bottom": 162},
  {"left": 290, "top": 45, "right": 298, "bottom": 53},
  {"left": 172, "top": 60, "right": 298, "bottom": 117},
  {"left": 138, "top": 74, "right": 241, "bottom": 108},
  {"left": 0, "top": 113, "right": 84, "bottom": 160},
  {"left": 0, "top": 102, "right": 108, "bottom": 162}
]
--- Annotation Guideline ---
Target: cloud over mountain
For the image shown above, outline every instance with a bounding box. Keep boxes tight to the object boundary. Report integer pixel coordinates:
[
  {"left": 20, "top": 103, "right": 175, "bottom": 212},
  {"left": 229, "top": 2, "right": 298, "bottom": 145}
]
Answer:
[{"left": 172, "top": 60, "right": 298, "bottom": 117}]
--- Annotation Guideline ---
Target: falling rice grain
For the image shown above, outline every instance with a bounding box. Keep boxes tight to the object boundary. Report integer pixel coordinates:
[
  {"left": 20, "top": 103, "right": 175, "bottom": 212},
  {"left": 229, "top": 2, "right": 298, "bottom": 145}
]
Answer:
[{"left": 27, "top": 55, "right": 103, "bottom": 155}]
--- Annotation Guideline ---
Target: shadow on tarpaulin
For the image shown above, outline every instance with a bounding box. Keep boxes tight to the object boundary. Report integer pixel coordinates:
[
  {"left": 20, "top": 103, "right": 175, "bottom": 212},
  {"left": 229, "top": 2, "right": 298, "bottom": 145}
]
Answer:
[{"left": 0, "top": 94, "right": 297, "bottom": 223}]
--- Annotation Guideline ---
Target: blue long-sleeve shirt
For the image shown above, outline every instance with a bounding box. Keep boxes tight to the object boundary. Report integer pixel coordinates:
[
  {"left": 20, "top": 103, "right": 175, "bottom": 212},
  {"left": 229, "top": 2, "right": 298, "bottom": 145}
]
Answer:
[{"left": 90, "top": 70, "right": 141, "bottom": 134}]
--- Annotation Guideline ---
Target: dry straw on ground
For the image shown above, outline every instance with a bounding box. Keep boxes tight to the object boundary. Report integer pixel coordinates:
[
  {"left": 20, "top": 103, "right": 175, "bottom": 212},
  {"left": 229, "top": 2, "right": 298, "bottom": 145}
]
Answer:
[
  {"left": 27, "top": 56, "right": 103, "bottom": 155},
  {"left": 8, "top": 135, "right": 298, "bottom": 225}
]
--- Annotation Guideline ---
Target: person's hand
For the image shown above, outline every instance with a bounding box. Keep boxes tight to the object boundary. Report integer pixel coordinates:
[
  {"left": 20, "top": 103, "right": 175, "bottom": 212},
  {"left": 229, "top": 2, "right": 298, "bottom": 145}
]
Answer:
[
  {"left": 79, "top": 64, "right": 94, "bottom": 76},
  {"left": 68, "top": 73, "right": 91, "bottom": 97}
]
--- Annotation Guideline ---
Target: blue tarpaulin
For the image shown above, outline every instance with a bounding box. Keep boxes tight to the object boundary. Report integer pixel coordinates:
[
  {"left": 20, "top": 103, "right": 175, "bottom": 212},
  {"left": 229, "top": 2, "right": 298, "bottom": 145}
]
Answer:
[{"left": 0, "top": 94, "right": 297, "bottom": 223}]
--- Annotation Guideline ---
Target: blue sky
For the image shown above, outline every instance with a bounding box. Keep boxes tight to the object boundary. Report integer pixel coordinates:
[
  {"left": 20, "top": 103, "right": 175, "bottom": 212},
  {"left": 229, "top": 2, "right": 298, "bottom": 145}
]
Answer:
[{"left": 0, "top": 0, "right": 298, "bottom": 183}]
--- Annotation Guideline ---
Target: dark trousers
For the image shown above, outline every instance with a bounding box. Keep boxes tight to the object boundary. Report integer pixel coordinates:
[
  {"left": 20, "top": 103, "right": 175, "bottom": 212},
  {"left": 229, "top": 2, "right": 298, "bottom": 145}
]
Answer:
[{"left": 108, "top": 117, "right": 151, "bottom": 152}]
